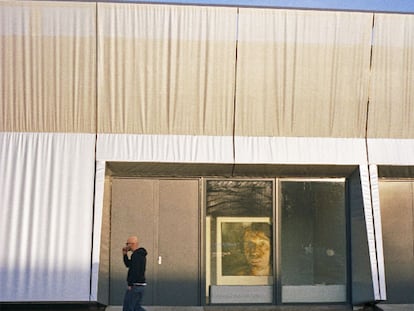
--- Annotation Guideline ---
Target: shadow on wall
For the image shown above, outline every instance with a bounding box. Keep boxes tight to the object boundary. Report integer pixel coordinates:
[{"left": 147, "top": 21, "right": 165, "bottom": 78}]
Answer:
[
  {"left": 0, "top": 267, "right": 92, "bottom": 303},
  {"left": 108, "top": 276, "right": 200, "bottom": 306},
  {"left": 0, "top": 303, "right": 105, "bottom": 311}
]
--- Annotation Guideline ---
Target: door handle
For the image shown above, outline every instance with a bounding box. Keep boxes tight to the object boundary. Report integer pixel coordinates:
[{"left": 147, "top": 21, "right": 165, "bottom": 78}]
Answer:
[{"left": 158, "top": 255, "right": 162, "bottom": 265}]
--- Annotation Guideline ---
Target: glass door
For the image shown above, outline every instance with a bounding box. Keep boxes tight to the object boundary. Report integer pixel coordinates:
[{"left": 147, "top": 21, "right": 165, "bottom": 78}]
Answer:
[
  {"left": 204, "top": 178, "right": 348, "bottom": 305},
  {"left": 279, "top": 179, "right": 347, "bottom": 303}
]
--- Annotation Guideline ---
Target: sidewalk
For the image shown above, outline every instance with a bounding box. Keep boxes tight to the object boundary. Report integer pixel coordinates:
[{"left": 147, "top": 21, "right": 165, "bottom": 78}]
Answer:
[
  {"left": 376, "top": 305, "right": 414, "bottom": 311},
  {"left": 106, "top": 307, "right": 350, "bottom": 311},
  {"left": 105, "top": 305, "right": 414, "bottom": 311}
]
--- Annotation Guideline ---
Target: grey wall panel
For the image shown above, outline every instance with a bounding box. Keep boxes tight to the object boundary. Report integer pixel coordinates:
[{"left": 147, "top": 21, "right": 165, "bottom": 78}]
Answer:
[
  {"left": 379, "top": 181, "right": 414, "bottom": 303},
  {"left": 96, "top": 173, "right": 112, "bottom": 305}
]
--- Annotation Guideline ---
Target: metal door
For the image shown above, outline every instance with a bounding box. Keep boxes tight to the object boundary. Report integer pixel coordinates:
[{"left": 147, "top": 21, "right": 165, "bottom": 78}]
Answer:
[
  {"left": 110, "top": 178, "right": 200, "bottom": 306},
  {"left": 156, "top": 179, "right": 200, "bottom": 305}
]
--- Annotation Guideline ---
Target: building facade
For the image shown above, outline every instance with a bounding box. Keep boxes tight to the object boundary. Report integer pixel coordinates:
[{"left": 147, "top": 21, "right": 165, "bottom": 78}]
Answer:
[{"left": 1, "top": 0, "right": 414, "bottom": 307}]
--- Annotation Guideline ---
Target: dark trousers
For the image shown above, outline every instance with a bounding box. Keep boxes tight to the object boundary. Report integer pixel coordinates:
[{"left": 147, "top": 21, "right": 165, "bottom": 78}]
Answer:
[{"left": 123, "top": 286, "right": 146, "bottom": 311}]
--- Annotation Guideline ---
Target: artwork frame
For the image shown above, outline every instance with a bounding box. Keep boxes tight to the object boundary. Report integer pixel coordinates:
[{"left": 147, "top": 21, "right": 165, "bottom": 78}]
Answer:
[{"left": 216, "top": 216, "right": 273, "bottom": 285}]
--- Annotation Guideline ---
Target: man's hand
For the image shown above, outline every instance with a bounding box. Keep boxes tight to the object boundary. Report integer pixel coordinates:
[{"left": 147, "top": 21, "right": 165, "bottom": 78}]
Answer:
[{"left": 122, "top": 246, "right": 129, "bottom": 255}]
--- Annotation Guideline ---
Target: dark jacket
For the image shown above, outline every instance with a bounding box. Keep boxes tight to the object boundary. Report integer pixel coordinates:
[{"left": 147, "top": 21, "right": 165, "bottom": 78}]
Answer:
[{"left": 123, "top": 247, "right": 147, "bottom": 285}]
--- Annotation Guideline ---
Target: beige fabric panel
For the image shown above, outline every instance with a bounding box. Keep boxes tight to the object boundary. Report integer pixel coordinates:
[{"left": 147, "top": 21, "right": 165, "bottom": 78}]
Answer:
[
  {"left": 368, "top": 14, "right": 414, "bottom": 139},
  {"left": 98, "top": 3, "right": 237, "bottom": 135},
  {"left": 0, "top": 1, "right": 96, "bottom": 133},
  {"left": 235, "top": 9, "right": 373, "bottom": 138}
]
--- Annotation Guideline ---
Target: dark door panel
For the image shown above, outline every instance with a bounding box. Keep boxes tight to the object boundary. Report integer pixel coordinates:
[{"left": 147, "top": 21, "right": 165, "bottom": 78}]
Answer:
[
  {"left": 110, "top": 178, "right": 200, "bottom": 306},
  {"left": 157, "top": 180, "right": 200, "bottom": 305}
]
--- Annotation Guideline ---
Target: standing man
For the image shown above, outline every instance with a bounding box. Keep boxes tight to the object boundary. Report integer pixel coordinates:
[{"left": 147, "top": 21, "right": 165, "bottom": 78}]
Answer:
[{"left": 122, "top": 236, "right": 148, "bottom": 311}]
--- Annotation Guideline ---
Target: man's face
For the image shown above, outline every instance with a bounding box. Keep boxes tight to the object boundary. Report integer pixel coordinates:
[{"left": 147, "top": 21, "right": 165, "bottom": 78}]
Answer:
[
  {"left": 126, "top": 238, "right": 138, "bottom": 251},
  {"left": 243, "top": 230, "right": 270, "bottom": 268}
]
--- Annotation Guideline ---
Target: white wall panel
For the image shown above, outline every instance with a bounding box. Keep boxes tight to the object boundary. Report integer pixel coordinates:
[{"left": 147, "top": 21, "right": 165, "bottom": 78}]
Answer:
[
  {"left": 96, "top": 133, "right": 234, "bottom": 163},
  {"left": 0, "top": 132, "right": 96, "bottom": 301},
  {"left": 91, "top": 161, "right": 106, "bottom": 303},
  {"left": 235, "top": 136, "right": 367, "bottom": 164},
  {"left": 368, "top": 139, "right": 414, "bottom": 165},
  {"left": 359, "top": 165, "right": 381, "bottom": 301},
  {"left": 369, "top": 164, "right": 387, "bottom": 300}
]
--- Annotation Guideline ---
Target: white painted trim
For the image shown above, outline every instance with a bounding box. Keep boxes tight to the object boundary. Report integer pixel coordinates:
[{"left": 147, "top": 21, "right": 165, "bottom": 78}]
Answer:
[{"left": 368, "top": 139, "right": 414, "bottom": 165}]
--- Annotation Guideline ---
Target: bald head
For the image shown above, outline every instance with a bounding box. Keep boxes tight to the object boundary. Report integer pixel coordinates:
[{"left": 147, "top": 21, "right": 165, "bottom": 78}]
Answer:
[{"left": 126, "top": 236, "right": 139, "bottom": 251}]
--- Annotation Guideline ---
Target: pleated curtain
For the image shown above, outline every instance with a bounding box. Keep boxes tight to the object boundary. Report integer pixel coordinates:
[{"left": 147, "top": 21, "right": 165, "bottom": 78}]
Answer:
[
  {"left": 97, "top": 3, "right": 238, "bottom": 136},
  {"left": 235, "top": 9, "right": 373, "bottom": 138}
]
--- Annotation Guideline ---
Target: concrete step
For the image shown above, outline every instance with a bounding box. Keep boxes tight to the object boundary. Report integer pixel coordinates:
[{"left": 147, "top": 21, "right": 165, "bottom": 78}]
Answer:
[
  {"left": 105, "top": 305, "right": 414, "bottom": 311},
  {"left": 105, "top": 305, "right": 352, "bottom": 311}
]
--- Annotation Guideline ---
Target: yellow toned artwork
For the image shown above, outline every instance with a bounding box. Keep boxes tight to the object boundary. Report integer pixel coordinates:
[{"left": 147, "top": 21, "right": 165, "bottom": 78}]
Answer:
[{"left": 216, "top": 217, "right": 273, "bottom": 285}]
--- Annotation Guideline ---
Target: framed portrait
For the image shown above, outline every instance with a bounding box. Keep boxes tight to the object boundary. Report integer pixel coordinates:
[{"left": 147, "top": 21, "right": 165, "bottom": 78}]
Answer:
[{"left": 216, "top": 217, "right": 273, "bottom": 285}]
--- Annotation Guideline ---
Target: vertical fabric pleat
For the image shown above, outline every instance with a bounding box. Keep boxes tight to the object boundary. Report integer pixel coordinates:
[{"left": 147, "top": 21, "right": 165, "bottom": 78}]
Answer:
[
  {"left": 0, "top": 1, "right": 96, "bottom": 132},
  {"left": 97, "top": 3, "right": 237, "bottom": 135},
  {"left": 0, "top": 132, "right": 96, "bottom": 301},
  {"left": 368, "top": 14, "right": 414, "bottom": 138},
  {"left": 235, "top": 9, "right": 373, "bottom": 138}
]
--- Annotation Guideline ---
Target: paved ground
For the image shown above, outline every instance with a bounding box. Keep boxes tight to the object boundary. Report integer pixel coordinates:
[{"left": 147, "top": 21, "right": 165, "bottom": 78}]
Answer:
[
  {"left": 114, "top": 306, "right": 414, "bottom": 311},
  {"left": 1, "top": 304, "right": 414, "bottom": 311}
]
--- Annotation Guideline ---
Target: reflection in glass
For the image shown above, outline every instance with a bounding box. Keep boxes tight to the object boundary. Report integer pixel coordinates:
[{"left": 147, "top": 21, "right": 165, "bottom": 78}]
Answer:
[
  {"left": 281, "top": 180, "right": 347, "bottom": 303},
  {"left": 206, "top": 180, "right": 273, "bottom": 303}
]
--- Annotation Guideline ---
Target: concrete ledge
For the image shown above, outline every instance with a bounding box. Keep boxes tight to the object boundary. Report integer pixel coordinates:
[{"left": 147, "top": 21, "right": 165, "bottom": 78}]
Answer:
[
  {"left": 376, "top": 305, "right": 414, "bottom": 311},
  {"left": 210, "top": 285, "right": 273, "bottom": 304},
  {"left": 106, "top": 308, "right": 204, "bottom": 311}
]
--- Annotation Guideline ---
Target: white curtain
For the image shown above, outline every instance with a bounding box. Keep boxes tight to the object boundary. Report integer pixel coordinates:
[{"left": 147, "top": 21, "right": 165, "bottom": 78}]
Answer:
[
  {"left": 96, "top": 133, "right": 234, "bottom": 163},
  {"left": 369, "top": 164, "right": 386, "bottom": 300},
  {"left": 235, "top": 136, "right": 367, "bottom": 164},
  {"left": 0, "top": 133, "right": 96, "bottom": 301},
  {"left": 2, "top": 1, "right": 411, "bottom": 304}
]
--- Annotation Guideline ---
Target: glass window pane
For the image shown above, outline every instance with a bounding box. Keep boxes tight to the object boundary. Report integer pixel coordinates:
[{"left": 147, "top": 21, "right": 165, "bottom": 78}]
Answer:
[
  {"left": 206, "top": 180, "right": 273, "bottom": 304},
  {"left": 280, "top": 180, "right": 347, "bottom": 303}
]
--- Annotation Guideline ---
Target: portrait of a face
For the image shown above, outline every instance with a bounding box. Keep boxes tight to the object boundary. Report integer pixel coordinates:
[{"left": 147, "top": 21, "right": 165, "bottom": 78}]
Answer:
[
  {"left": 207, "top": 180, "right": 273, "bottom": 286},
  {"left": 219, "top": 219, "right": 272, "bottom": 280},
  {"left": 243, "top": 227, "right": 271, "bottom": 276}
]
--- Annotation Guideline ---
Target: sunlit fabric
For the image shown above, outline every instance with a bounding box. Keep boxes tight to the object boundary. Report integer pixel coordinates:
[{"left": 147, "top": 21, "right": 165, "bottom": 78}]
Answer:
[
  {"left": 366, "top": 14, "right": 414, "bottom": 167},
  {"left": 97, "top": 3, "right": 237, "bottom": 135},
  {"left": 2, "top": 0, "right": 413, "bottom": 304},
  {"left": 0, "top": 1, "right": 96, "bottom": 133},
  {"left": 368, "top": 14, "right": 414, "bottom": 139},
  {"left": 235, "top": 9, "right": 373, "bottom": 138}
]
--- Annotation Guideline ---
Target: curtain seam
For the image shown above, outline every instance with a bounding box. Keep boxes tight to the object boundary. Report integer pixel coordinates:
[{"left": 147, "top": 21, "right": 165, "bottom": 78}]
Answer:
[{"left": 231, "top": 8, "right": 240, "bottom": 176}]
